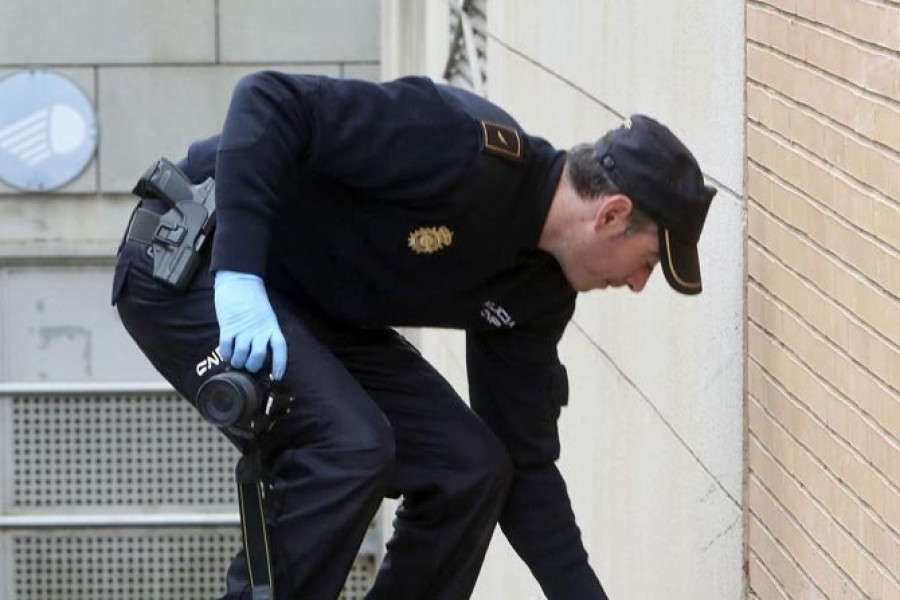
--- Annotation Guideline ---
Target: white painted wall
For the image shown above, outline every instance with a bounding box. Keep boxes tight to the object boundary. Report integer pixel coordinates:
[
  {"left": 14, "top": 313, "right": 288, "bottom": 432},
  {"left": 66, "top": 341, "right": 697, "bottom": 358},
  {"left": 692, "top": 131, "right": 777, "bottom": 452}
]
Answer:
[{"left": 382, "top": 1, "right": 746, "bottom": 598}]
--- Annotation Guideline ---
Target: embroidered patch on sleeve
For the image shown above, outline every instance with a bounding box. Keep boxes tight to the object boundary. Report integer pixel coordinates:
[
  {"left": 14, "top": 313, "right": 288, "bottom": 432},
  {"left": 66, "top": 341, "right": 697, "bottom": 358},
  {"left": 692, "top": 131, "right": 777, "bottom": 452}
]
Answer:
[{"left": 480, "top": 120, "right": 522, "bottom": 161}]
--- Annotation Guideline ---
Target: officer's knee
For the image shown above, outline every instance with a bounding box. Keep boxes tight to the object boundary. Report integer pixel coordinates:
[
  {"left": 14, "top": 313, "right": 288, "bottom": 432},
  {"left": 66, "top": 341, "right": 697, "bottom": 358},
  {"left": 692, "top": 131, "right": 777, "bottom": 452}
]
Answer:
[
  {"left": 269, "top": 414, "right": 395, "bottom": 500},
  {"left": 362, "top": 418, "right": 396, "bottom": 484},
  {"left": 484, "top": 441, "right": 514, "bottom": 493},
  {"left": 457, "top": 430, "right": 513, "bottom": 499},
  {"left": 333, "top": 416, "right": 395, "bottom": 493}
]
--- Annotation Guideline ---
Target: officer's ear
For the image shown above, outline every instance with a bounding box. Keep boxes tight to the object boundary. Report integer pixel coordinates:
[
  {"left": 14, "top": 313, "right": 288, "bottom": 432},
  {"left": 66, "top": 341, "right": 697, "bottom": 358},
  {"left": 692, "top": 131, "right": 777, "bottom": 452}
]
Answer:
[{"left": 593, "top": 194, "right": 634, "bottom": 233}]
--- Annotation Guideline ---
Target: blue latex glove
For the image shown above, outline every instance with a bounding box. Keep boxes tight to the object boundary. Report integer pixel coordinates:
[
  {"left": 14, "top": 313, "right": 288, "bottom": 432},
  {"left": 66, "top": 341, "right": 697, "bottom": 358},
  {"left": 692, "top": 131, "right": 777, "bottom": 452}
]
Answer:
[{"left": 214, "top": 270, "right": 287, "bottom": 380}]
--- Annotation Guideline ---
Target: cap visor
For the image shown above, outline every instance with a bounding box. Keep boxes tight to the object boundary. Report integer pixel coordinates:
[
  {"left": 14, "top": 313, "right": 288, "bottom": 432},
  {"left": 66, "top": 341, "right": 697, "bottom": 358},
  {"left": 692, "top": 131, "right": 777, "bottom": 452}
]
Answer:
[{"left": 659, "top": 228, "right": 703, "bottom": 295}]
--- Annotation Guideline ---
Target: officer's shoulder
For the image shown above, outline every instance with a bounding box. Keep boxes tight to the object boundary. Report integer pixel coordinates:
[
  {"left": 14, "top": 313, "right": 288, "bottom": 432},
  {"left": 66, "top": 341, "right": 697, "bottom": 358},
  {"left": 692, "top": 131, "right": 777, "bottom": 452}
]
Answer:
[
  {"left": 433, "top": 84, "right": 519, "bottom": 127},
  {"left": 181, "top": 135, "right": 219, "bottom": 182}
]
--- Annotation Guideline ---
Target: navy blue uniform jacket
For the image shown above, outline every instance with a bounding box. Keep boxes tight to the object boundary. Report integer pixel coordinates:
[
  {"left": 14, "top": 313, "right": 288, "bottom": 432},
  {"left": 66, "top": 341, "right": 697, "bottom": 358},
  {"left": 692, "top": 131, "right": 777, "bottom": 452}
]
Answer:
[{"left": 183, "top": 72, "right": 600, "bottom": 595}]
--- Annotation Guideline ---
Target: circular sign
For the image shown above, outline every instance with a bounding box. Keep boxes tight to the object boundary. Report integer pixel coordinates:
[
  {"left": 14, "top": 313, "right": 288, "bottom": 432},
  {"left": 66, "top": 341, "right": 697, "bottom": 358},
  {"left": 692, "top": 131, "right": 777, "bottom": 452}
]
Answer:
[{"left": 0, "top": 70, "right": 98, "bottom": 191}]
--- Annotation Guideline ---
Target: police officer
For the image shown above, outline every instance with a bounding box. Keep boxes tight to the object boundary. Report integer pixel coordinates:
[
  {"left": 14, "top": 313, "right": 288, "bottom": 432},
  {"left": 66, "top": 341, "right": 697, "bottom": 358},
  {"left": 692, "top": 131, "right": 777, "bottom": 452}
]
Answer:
[{"left": 113, "top": 71, "right": 715, "bottom": 600}]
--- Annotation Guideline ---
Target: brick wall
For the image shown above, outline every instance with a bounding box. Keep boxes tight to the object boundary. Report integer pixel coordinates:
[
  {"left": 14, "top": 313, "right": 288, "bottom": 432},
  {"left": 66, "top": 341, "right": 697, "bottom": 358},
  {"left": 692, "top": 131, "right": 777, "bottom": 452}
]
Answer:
[{"left": 745, "top": 1, "right": 900, "bottom": 598}]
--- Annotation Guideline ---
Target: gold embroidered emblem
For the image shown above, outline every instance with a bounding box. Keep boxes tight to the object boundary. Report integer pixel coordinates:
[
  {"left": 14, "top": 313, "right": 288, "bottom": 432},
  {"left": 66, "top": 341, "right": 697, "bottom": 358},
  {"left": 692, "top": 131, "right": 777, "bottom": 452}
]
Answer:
[{"left": 408, "top": 226, "right": 453, "bottom": 255}]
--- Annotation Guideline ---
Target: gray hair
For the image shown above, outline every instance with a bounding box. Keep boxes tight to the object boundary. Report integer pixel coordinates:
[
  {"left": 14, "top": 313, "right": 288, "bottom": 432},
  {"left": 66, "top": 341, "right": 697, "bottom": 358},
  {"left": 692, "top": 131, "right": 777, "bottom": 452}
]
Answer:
[{"left": 567, "top": 143, "right": 656, "bottom": 233}]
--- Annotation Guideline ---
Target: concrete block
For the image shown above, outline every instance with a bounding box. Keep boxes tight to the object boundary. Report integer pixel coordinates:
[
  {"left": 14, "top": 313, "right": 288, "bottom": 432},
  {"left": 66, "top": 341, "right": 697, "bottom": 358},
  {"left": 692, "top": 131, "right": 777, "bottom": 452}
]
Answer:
[
  {"left": 0, "top": 195, "right": 134, "bottom": 256},
  {"left": 572, "top": 185, "right": 746, "bottom": 501},
  {"left": 380, "top": 0, "right": 451, "bottom": 81},
  {"left": 487, "top": 43, "right": 620, "bottom": 149},
  {"left": 556, "top": 328, "right": 744, "bottom": 599},
  {"left": 489, "top": 0, "right": 746, "bottom": 195},
  {"left": 0, "top": 0, "right": 214, "bottom": 64},
  {"left": 0, "top": 68, "right": 97, "bottom": 195},
  {"left": 0, "top": 264, "right": 161, "bottom": 382},
  {"left": 220, "top": 0, "right": 380, "bottom": 63},
  {"left": 342, "top": 63, "right": 382, "bottom": 81},
  {"left": 482, "top": 42, "right": 746, "bottom": 572},
  {"left": 97, "top": 64, "right": 338, "bottom": 193}
]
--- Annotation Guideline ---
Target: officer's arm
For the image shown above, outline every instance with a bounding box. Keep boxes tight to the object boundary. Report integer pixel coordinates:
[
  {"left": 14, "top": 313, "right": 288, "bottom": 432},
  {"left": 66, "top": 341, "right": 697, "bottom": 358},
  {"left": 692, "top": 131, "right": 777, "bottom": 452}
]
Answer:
[
  {"left": 466, "top": 325, "right": 609, "bottom": 600},
  {"left": 211, "top": 71, "right": 477, "bottom": 277},
  {"left": 210, "top": 70, "right": 479, "bottom": 379},
  {"left": 176, "top": 135, "right": 220, "bottom": 184},
  {"left": 212, "top": 73, "right": 317, "bottom": 276}
]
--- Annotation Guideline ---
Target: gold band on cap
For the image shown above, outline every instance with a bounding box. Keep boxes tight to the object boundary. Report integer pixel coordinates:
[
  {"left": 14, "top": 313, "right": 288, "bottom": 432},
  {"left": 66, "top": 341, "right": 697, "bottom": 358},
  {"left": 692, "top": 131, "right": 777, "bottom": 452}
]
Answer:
[{"left": 664, "top": 228, "right": 701, "bottom": 290}]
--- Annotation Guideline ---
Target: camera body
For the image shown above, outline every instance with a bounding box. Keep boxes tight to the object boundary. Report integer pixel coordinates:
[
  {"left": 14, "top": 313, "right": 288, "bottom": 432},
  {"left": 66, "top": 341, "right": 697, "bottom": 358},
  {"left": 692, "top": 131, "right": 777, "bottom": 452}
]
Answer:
[{"left": 196, "top": 368, "right": 293, "bottom": 434}]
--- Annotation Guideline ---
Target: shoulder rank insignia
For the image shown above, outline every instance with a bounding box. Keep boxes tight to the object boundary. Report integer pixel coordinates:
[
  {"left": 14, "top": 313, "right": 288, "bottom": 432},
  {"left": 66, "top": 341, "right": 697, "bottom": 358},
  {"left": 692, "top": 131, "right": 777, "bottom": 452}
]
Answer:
[
  {"left": 408, "top": 226, "right": 453, "bottom": 255},
  {"left": 480, "top": 120, "right": 522, "bottom": 161}
]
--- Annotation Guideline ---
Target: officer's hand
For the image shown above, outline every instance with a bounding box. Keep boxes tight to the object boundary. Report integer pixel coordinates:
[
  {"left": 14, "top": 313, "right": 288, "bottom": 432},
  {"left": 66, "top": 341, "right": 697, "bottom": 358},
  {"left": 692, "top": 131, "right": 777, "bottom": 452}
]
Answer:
[{"left": 213, "top": 270, "right": 287, "bottom": 380}]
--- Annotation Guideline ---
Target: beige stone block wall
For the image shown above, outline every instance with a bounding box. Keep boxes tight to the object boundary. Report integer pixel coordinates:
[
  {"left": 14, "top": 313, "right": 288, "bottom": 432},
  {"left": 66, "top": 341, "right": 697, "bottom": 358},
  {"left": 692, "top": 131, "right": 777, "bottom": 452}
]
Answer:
[
  {"left": 746, "top": 1, "right": 900, "bottom": 598},
  {"left": 0, "top": 0, "right": 381, "bottom": 259}
]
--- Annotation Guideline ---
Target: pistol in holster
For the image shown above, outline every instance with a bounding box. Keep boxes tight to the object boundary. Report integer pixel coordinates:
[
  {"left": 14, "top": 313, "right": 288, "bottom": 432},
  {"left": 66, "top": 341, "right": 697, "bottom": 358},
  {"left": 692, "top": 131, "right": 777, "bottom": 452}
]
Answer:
[{"left": 129, "top": 158, "right": 216, "bottom": 291}]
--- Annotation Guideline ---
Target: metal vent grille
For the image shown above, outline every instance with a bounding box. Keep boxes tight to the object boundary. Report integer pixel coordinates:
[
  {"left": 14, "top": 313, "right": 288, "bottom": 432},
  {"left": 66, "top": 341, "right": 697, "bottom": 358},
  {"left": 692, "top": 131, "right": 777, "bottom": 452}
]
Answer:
[
  {"left": 1, "top": 386, "right": 380, "bottom": 599},
  {"left": 11, "top": 529, "right": 238, "bottom": 599},
  {"left": 11, "top": 392, "right": 237, "bottom": 507},
  {"left": 341, "top": 555, "right": 377, "bottom": 600},
  {"left": 10, "top": 530, "right": 375, "bottom": 599}
]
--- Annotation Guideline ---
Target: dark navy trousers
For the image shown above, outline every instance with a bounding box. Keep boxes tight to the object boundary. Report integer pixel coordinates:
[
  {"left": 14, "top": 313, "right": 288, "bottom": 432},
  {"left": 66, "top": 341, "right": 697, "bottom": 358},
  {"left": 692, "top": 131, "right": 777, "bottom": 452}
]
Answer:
[{"left": 114, "top": 238, "right": 513, "bottom": 600}]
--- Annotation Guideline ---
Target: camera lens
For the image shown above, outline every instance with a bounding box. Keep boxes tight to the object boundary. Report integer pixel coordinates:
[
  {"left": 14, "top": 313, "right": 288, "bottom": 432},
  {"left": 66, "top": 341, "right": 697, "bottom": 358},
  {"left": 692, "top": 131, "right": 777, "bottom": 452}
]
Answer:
[{"left": 197, "top": 371, "right": 263, "bottom": 427}]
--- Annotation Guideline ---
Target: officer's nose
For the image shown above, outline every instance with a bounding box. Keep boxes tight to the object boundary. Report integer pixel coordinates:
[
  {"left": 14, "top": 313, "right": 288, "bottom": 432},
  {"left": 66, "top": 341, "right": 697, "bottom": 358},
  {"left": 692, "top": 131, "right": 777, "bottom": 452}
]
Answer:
[{"left": 626, "top": 267, "right": 652, "bottom": 293}]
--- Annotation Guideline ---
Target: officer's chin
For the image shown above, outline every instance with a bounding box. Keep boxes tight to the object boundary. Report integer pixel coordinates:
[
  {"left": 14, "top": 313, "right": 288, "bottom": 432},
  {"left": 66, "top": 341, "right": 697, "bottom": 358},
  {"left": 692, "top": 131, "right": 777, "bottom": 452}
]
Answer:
[
  {"left": 558, "top": 263, "right": 597, "bottom": 292},
  {"left": 573, "top": 277, "right": 603, "bottom": 293}
]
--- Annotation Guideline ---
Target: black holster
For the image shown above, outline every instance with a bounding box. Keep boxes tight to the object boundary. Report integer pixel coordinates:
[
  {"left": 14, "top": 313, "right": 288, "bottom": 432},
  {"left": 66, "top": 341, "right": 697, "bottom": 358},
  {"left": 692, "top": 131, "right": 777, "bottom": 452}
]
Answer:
[{"left": 128, "top": 158, "right": 216, "bottom": 291}]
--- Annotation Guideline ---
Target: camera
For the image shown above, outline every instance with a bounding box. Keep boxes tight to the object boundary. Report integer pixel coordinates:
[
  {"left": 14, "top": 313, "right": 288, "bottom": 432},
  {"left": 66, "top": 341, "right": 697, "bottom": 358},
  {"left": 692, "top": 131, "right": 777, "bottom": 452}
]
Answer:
[{"left": 196, "top": 368, "right": 293, "bottom": 433}]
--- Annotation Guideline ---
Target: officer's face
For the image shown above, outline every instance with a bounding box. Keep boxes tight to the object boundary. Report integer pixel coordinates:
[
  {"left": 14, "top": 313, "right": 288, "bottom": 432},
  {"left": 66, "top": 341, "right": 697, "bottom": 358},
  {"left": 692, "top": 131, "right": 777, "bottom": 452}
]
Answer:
[{"left": 562, "top": 196, "right": 660, "bottom": 293}]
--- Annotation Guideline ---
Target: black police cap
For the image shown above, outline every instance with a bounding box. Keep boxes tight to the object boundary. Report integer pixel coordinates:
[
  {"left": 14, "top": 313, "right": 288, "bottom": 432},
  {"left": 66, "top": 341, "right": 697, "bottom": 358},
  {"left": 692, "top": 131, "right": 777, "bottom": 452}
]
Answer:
[{"left": 594, "top": 114, "right": 717, "bottom": 295}]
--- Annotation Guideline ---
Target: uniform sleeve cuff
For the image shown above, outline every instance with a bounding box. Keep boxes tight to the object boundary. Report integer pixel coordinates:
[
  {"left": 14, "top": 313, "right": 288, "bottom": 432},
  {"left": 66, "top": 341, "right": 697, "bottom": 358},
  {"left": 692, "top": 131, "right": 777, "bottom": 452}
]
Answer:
[
  {"left": 540, "top": 564, "right": 608, "bottom": 600},
  {"left": 210, "top": 213, "right": 272, "bottom": 277}
]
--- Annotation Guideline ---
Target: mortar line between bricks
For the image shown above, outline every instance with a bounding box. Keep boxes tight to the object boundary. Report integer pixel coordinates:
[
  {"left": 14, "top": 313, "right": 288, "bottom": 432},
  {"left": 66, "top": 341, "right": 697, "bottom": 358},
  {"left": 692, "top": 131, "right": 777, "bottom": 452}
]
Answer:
[
  {"left": 748, "top": 236, "right": 900, "bottom": 358},
  {"left": 748, "top": 285, "right": 900, "bottom": 445},
  {"left": 748, "top": 377, "right": 900, "bottom": 543},
  {"left": 747, "top": 40, "right": 899, "bottom": 106},
  {"left": 747, "top": 160, "right": 900, "bottom": 301},
  {"left": 748, "top": 0, "right": 900, "bottom": 57},
  {"left": 749, "top": 282, "right": 900, "bottom": 425},
  {"left": 748, "top": 432, "right": 897, "bottom": 594},
  {"left": 747, "top": 546, "right": 791, "bottom": 600},
  {"left": 746, "top": 79, "right": 900, "bottom": 158},
  {"left": 748, "top": 473, "right": 850, "bottom": 600},
  {"left": 747, "top": 119, "right": 900, "bottom": 230},
  {"left": 747, "top": 151, "right": 900, "bottom": 276}
]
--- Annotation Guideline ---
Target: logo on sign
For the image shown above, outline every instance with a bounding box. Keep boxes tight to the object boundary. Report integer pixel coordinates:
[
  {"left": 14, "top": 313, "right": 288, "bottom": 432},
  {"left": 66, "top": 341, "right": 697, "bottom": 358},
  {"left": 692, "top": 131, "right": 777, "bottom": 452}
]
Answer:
[{"left": 0, "top": 70, "right": 98, "bottom": 191}]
